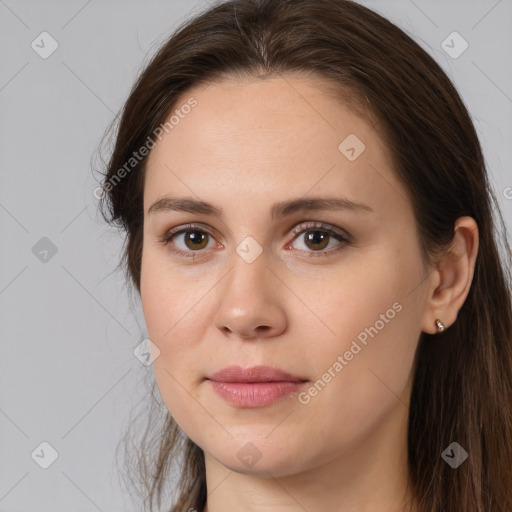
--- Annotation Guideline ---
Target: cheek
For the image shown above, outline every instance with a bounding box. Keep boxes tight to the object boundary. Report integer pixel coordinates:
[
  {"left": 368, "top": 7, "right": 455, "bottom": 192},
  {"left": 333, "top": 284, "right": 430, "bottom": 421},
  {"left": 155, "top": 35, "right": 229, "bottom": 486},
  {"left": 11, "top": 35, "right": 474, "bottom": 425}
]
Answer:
[
  {"left": 307, "top": 258, "right": 407, "bottom": 342},
  {"left": 311, "top": 286, "right": 413, "bottom": 396},
  {"left": 307, "top": 246, "right": 423, "bottom": 396},
  {"left": 140, "top": 248, "right": 220, "bottom": 381},
  {"left": 140, "top": 257, "right": 209, "bottom": 430},
  {"left": 140, "top": 248, "right": 201, "bottom": 340},
  {"left": 299, "top": 295, "right": 418, "bottom": 459}
]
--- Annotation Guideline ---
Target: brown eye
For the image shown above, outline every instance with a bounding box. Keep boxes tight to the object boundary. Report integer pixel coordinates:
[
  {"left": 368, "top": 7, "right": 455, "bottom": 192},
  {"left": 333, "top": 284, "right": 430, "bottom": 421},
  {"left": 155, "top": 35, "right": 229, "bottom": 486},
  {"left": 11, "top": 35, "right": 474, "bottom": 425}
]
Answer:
[
  {"left": 288, "top": 222, "right": 350, "bottom": 257},
  {"left": 161, "top": 221, "right": 350, "bottom": 260},
  {"left": 182, "top": 230, "right": 210, "bottom": 250},
  {"left": 161, "top": 224, "right": 217, "bottom": 258},
  {"left": 303, "top": 231, "right": 330, "bottom": 251}
]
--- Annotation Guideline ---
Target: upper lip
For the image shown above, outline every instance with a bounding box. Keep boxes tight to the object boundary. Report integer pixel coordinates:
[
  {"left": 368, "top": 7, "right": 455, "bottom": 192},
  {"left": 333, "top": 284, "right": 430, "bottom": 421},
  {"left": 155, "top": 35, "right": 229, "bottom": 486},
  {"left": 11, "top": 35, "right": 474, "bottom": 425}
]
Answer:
[{"left": 208, "top": 365, "right": 308, "bottom": 383}]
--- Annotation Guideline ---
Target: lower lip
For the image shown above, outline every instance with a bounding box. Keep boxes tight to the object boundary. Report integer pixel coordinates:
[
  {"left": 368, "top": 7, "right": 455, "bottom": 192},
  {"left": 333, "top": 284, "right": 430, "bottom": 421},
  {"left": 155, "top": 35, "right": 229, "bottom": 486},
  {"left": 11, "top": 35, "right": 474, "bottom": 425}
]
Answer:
[{"left": 208, "top": 380, "right": 307, "bottom": 408}]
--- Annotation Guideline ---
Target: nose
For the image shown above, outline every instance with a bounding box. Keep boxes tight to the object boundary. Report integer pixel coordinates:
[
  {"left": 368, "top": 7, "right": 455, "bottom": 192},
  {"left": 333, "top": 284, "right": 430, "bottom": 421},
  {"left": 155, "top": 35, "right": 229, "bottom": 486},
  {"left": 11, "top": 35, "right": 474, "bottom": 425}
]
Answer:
[{"left": 213, "top": 248, "right": 288, "bottom": 340}]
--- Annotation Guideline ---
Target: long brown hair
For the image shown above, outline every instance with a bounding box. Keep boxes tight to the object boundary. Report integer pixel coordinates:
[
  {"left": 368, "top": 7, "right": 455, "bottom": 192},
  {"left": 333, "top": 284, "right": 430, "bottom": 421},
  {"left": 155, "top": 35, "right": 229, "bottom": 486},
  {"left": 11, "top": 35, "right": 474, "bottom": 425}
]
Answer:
[{"left": 97, "top": 0, "right": 512, "bottom": 510}]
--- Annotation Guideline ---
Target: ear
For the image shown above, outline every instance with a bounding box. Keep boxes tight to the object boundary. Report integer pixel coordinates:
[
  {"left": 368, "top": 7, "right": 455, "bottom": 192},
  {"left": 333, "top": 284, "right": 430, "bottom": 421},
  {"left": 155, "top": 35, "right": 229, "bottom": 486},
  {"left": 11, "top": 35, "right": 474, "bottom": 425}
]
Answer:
[{"left": 421, "top": 216, "right": 479, "bottom": 334}]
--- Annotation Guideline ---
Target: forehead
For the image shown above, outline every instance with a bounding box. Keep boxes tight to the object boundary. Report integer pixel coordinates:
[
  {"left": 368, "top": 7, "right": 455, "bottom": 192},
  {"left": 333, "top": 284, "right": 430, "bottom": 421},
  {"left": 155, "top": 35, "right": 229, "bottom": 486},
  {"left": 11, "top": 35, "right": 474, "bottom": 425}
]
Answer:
[{"left": 143, "top": 74, "right": 401, "bottom": 215}]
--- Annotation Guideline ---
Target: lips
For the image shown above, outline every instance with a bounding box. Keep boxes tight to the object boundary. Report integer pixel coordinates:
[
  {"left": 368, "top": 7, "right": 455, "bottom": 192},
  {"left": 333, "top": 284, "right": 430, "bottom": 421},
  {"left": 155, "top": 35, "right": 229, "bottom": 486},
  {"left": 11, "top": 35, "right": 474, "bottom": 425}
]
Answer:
[
  {"left": 207, "top": 365, "right": 309, "bottom": 408},
  {"left": 208, "top": 365, "right": 307, "bottom": 383}
]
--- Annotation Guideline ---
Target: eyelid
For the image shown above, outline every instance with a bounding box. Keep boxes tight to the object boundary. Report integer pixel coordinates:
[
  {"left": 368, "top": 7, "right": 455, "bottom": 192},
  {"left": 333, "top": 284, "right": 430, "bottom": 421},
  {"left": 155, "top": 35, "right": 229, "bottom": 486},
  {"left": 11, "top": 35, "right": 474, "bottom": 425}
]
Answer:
[
  {"left": 160, "top": 222, "right": 220, "bottom": 249},
  {"left": 160, "top": 220, "right": 351, "bottom": 258},
  {"left": 163, "top": 222, "right": 219, "bottom": 241},
  {"left": 288, "top": 221, "right": 351, "bottom": 242}
]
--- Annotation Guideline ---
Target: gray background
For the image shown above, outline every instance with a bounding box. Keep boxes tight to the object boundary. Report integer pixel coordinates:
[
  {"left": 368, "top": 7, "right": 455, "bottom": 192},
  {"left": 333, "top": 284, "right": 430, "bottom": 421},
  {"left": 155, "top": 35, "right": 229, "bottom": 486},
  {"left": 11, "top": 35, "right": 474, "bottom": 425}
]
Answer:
[{"left": 1, "top": 0, "right": 511, "bottom": 511}]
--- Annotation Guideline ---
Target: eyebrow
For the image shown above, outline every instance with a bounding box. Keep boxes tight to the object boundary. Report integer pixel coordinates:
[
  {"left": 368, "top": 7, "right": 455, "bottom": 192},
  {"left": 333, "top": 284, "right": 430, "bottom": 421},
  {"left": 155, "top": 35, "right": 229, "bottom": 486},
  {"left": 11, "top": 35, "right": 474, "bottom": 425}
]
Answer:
[{"left": 147, "top": 195, "right": 373, "bottom": 219}]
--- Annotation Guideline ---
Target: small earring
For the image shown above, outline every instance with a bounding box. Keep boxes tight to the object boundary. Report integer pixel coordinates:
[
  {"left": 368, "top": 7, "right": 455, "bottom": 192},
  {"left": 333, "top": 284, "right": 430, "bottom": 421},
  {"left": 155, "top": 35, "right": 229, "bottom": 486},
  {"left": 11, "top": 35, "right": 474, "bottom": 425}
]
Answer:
[{"left": 435, "top": 319, "right": 445, "bottom": 333}]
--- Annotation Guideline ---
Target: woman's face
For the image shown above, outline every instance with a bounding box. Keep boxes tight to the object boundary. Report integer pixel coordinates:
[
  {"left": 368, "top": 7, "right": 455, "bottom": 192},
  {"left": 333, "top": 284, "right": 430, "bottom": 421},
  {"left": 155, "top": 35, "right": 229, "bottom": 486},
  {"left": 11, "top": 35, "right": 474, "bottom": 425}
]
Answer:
[{"left": 140, "top": 74, "right": 432, "bottom": 477}]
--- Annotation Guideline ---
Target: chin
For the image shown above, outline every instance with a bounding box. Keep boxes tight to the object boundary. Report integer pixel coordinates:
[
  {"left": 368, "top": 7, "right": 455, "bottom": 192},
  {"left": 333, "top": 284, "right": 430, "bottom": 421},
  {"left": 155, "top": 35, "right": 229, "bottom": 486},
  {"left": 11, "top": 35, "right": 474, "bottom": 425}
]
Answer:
[{"left": 203, "top": 435, "right": 308, "bottom": 478}]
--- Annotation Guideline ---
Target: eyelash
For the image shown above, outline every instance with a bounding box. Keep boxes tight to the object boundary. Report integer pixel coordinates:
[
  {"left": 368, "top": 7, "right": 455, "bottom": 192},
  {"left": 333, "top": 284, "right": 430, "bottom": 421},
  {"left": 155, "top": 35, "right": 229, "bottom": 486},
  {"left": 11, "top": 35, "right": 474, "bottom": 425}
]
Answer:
[{"left": 159, "top": 221, "right": 351, "bottom": 260}]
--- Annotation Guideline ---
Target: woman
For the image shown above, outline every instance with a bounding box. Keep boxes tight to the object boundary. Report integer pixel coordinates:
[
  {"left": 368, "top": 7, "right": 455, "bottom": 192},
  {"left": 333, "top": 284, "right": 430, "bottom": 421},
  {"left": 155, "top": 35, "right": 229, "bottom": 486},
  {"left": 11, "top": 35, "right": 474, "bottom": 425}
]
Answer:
[{"left": 98, "top": 0, "right": 512, "bottom": 510}]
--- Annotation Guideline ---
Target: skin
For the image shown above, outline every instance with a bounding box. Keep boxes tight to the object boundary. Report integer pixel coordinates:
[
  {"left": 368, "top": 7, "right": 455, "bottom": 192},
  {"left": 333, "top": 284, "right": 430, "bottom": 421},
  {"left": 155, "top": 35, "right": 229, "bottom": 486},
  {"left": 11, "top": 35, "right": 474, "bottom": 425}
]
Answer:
[{"left": 140, "top": 73, "right": 479, "bottom": 512}]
